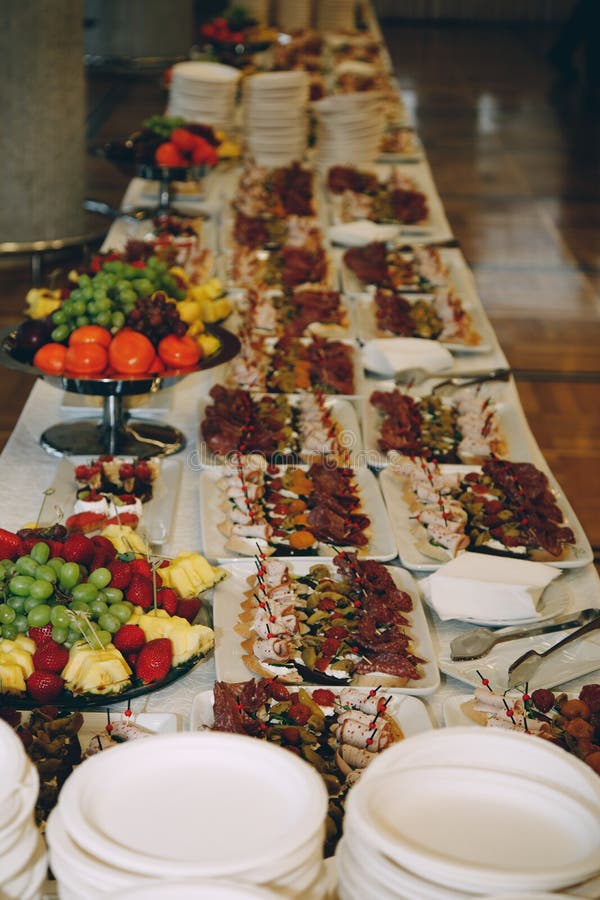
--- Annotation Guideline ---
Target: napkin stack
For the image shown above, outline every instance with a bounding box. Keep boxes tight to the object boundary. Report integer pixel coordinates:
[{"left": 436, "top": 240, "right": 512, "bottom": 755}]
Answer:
[
  {"left": 167, "top": 61, "right": 241, "bottom": 133},
  {"left": 425, "top": 552, "right": 560, "bottom": 622},
  {"left": 243, "top": 70, "right": 309, "bottom": 167},
  {"left": 362, "top": 337, "right": 453, "bottom": 378},
  {"left": 312, "top": 92, "right": 386, "bottom": 169}
]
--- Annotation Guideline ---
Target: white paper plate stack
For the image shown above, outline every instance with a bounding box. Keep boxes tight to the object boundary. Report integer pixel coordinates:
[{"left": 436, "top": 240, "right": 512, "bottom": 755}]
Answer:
[
  {"left": 242, "top": 70, "right": 309, "bottom": 167},
  {"left": 47, "top": 732, "right": 330, "bottom": 899},
  {"left": 337, "top": 727, "right": 600, "bottom": 899},
  {"left": 167, "top": 61, "right": 241, "bottom": 133},
  {"left": 312, "top": 91, "right": 386, "bottom": 168},
  {"left": 315, "top": 0, "right": 356, "bottom": 33},
  {"left": 0, "top": 719, "right": 47, "bottom": 900}
]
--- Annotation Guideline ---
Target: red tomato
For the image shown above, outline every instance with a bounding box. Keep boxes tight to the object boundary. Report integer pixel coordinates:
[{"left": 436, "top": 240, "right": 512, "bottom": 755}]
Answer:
[
  {"left": 108, "top": 329, "right": 156, "bottom": 375},
  {"left": 157, "top": 334, "right": 201, "bottom": 369},
  {"left": 68, "top": 325, "right": 112, "bottom": 348},
  {"left": 64, "top": 342, "right": 108, "bottom": 375},
  {"left": 33, "top": 343, "right": 67, "bottom": 375}
]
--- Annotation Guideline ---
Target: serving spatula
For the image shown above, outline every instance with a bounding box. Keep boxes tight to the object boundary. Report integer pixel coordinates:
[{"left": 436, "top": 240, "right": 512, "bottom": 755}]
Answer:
[{"left": 507, "top": 614, "right": 600, "bottom": 689}]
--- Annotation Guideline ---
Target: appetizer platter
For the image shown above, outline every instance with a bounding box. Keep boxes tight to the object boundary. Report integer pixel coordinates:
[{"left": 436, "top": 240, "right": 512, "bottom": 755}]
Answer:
[
  {"left": 326, "top": 160, "right": 453, "bottom": 243},
  {"left": 212, "top": 556, "right": 439, "bottom": 694},
  {"left": 379, "top": 459, "right": 592, "bottom": 570},
  {"left": 43, "top": 455, "right": 181, "bottom": 548},
  {"left": 199, "top": 460, "right": 397, "bottom": 561},
  {"left": 191, "top": 681, "right": 432, "bottom": 853},
  {"left": 362, "top": 378, "right": 542, "bottom": 468},
  {"left": 342, "top": 243, "right": 467, "bottom": 295},
  {"left": 222, "top": 335, "right": 364, "bottom": 397},
  {"left": 221, "top": 237, "right": 338, "bottom": 293},
  {"left": 227, "top": 284, "right": 355, "bottom": 341},
  {"left": 198, "top": 386, "right": 362, "bottom": 465},
  {"left": 377, "top": 127, "right": 424, "bottom": 163}
]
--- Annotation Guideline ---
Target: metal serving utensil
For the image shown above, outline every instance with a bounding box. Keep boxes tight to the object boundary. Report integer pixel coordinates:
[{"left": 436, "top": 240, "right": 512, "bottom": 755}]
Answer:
[
  {"left": 507, "top": 614, "right": 600, "bottom": 689},
  {"left": 393, "top": 366, "right": 510, "bottom": 387},
  {"left": 450, "top": 608, "right": 600, "bottom": 662},
  {"left": 83, "top": 199, "right": 151, "bottom": 222}
]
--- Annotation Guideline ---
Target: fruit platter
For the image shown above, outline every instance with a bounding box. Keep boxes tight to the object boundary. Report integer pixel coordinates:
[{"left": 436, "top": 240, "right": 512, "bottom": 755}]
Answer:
[{"left": 0, "top": 524, "right": 223, "bottom": 708}]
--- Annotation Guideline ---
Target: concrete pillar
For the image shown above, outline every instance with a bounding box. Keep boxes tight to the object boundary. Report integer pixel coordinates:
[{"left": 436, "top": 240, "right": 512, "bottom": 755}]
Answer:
[{"left": 0, "top": 0, "right": 86, "bottom": 243}]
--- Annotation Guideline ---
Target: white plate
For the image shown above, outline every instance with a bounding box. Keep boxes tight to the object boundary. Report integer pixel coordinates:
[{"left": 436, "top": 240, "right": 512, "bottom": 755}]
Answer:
[
  {"left": 190, "top": 685, "right": 434, "bottom": 736},
  {"left": 44, "top": 456, "right": 181, "bottom": 548},
  {"left": 198, "top": 465, "right": 397, "bottom": 562},
  {"left": 212, "top": 559, "right": 440, "bottom": 694},
  {"left": 347, "top": 765, "right": 600, "bottom": 894},
  {"left": 196, "top": 394, "right": 363, "bottom": 467},
  {"left": 353, "top": 291, "right": 491, "bottom": 354},
  {"left": 362, "top": 377, "right": 544, "bottom": 470},
  {"left": 378, "top": 464, "right": 593, "bottom": 571}
]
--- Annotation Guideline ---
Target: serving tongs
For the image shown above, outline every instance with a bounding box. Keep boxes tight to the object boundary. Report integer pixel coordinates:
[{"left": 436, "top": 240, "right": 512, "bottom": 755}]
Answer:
[
  {"left": 450, "top": 608, "right": 600, "bottom": 661},
  {"left": 394, "top": 366, "right": 510, "bottom": 390},
  {"left": 507, "top": 613, "right": 600, "bottom": 689}
]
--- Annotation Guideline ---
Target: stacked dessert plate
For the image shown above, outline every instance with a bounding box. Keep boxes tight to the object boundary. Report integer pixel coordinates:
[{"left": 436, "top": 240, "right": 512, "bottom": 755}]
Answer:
[
  {"left": 48, "top": 732, "right": 329, "bottom": 898},
  {"left": 242, "top": 70, "right": 309, "bottom": 167},
  {"left": 167, "top": 61, "right": 241, "bottom": 133},
  {"left": 313, "top": 92, "right": 386, "bottom": 168}
]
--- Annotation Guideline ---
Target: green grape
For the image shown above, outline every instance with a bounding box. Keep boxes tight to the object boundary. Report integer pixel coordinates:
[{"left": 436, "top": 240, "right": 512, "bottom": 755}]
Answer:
[
  {"left": 108, "top": 602, "right": 132, "bottom": 624},
  {"left": 120, "top": 288, "right": 137, "bottom": 304},
  {"left": 70, "top": 599, "right": 91, "bottom": 614},
  {"left": 81, "top": 286, "right": 94, "bottom": 302},
  {"left": 2, "top": 624, "right": 17, "bottom": 640},
  {"left": 98, "top": 612, "right": 120, "bottom": 634},
  {"left": 59, "top": 562, "right": 80, "bottom": 590},
  {"left": 89, "top": 599, "right": 109, "bottom": 618},
  {"left": 95, "top": 311, "right": 111, "bottom": 327},
  {"left": 71, "top": 299, "right": 86, "bottom": 316},
  {"left": 29, "top": 579, "right": 55, "bottom": 602},
  {"left": 89, "top": 629, "right": 112, "bottom": 649},
  {"left": 67, "top": 626, "right": 81, "bottom": 644},
  {"left": 9, "top": 575, "right": 35, "bottom": 596},
  {"left": 35, "top": 564, "right": 58, "bottom": 584},
  {"left": 86, "top": 301, "right": 98, "bottom": 316},
  {"left": 72, "top": 582, "right": 99, "bottom": 604},
  {"left": 0, "top": 604, "right": 16, "bottom": 624},
  {"left": 51, "top": 625, "right": 69, "bottom": 644},
  {"left": 7, "top": 596, "right": 24, "bottom": 613},
  {"left": 78, "top": 274, "right": 91, "bottom": 287},
  {"left": 75, "top": 315, "right": 90, "bottom": 328},
  {"left": 24, "top": 595, "right": 42, "bottom": 613},
  {"left": 30, "top": 542, "right": 50, "bottom": 565},
  {"left": 50, "top": 606, "right": 70, "bottom": 628},
  {"left": 47, "top": 557, "right": 65, "bottom": 574},
  {"left": 27, "top": 604, "right": 52, "bottom": 627},
  {"left": 95, "top": 296, "right": 111, "bottom": 311},
  {"left": 52, "top": 309, "right": 66, "bottom": 325},
  {"left": 103, "top": 587, "right": 124, "bottom": 604},
  {"left": 88, "top": 567, "right": 111, "bottom": 589},
  {"left": 70, "top": 288, "right": 83, "bottom": 301},
  {"left": 51, "top": 324, "right": 69, "bottom": 343},
  {"left": 111, "top": 311, "right": 125, "bottom": 329},
  {"left": 15, "top": 556, "right": 38, "bottom": 577},
  {"left": 13, "top": 614, "right": 28, "bottom": 634}
]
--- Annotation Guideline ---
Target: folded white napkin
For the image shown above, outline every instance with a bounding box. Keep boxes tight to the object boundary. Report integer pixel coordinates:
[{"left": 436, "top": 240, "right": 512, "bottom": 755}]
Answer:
[
  {"left": 329, "top": 221, "right": 400, "bottom": 247},
  {"left": 425, "top": 552, "right": 560, "bottom": 622},
  {"left": 362, "top": 337, "right": 453, "bottom": 377}
]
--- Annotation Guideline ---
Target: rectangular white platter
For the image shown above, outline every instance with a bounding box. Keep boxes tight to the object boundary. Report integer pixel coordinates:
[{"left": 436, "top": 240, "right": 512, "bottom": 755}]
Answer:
[
  {"left": 327, "top": 159, "right": 454, "bottom": 245},
  {"left": 198, "top": 465, "right": 397, "bottom": 562},
  {"left": 361, "top": 376, "right": 545, "bottom": 469},
  {"left": 196, "top": 394, "right": 363, "bottom": 466},
  {"left": 378, "top": 464, "right": 593, "bottom": 571},
  {"left": 43, "top": 456, "right": 182, "bottom": 549},
  {"left": 190, "top": 685, "right": 433, "bottom": 736},
  {"left": 211, "top": 559, "right": 440, "bottom": 694}
]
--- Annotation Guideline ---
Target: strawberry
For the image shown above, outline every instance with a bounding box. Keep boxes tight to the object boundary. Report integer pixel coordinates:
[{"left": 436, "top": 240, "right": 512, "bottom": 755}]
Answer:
[
  {"left": 155, "top": 142, "right": 186, "bottom": 167},
  {"left": 33, "top": 640, "right": 69, "bottom": 674},
  {"left": 135, "top": 638, "right": 172, "bottom": 684},
  {"left": 170, "top": 127, "right": 196, "bottom": 154},
  {"left": 126, "top": 574, "right": 154, "bottom": 610},
  {"left": 26, "top": 672, "right": 64, "bottom": 703},
  {"left": 91, "top": 535, "right": 117, "bottom": 565},
  {"left": 176, "top": 596, "right": 201, "bottom": 623},
  {"left": 113, "top": 624, "right": 146, "bottom": 654},
  {"left": 107, "top": 560, "right": 132, "bottom": 590},
  {"left": 28, "top": 625, "right": 54, "bottom": 646},
  {"left": 0, "top": 528, "right": 23, "bottom": 561},
  {"left": 157, "top": 588, "right": 178, "bottom": 616},
  {"left": 63, "top": 533, "right": 95, "bottom": 566},
  {"left": 129, "top": 558, "right": 154, "bottom": 580}
]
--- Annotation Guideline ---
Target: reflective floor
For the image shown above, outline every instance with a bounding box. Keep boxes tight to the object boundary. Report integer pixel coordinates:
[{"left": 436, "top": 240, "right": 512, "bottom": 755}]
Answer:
[{"left": 0, "top": 21, "right": 598, "bottom": 555}]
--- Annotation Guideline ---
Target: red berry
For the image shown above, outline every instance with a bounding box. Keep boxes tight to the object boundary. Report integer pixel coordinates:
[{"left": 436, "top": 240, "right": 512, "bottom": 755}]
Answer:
[
  {"left": 126, "top": 574, "right": 154, "bottom": 610},
  {"left": 157, "top": 588, "right": 178, "bottom": 616},
  {"left": 175, "top": 596, "right": 201, "bottom": 623},
  {"left": 288, "top": 703, "right": 312, "bottom": 725},
  {"left": 129, "top": 558, "right": 154, "bottom": 580},
  {"left": 28, "top": 625, "right": 54, "bottom": 646},
  {"left": 90, "top": 535, "right": 117, "bottom": 565},
  {"left": 155, "top": 142, "right": 186, "bottom": 167},
  {"left": 113, "top": 624, "right": 146, "bottom": 654},
  {"left": 33, "top": 640, "right": 69, "bottom": 674},
  {"left": 170, "top": 128, "right": 196, "bottom": 154},
  {"left": 135, "top": 638, "right": 173, "bottom": 684},
  {"left": 107, "top": 560, "right": 132, "bottom": 590},
  {"left": 0, "top": 528, "right": 24, "bottom": 561},
  {"left": 26, "top": 672, "right": 64, "bottom": 703},
  {"left": 63, "top": 533, "right": 95, "bottom": 566}
]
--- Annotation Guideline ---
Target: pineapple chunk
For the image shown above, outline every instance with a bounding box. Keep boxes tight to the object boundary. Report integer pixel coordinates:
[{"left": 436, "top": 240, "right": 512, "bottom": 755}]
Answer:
[
  {"left": 101, "top": 525, "right": 150, "bottom": 557},
  {"left": 62, "top": 642, "right": 132, "bottom": 695},
  {"left": 159, "top": 552, "right": 225, "bottom": 597},
  {"left": 0, "top": 639, "right": 34, "bottom": 679},
  {"left": 128, "top": 610, "right": 214, "bottom": 666},
  {"left": 0, "top": 654, "right": 28, "bottom": 693},
  {"left": 197, "top": 333, "right": 221, "bottom": 357}
]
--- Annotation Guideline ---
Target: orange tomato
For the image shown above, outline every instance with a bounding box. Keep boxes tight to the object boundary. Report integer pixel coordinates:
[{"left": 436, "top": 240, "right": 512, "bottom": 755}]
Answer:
[
  {"left": 69, "top": 325, "right": 112, "bottom": 348},
  {"left": 64, "top": 342, "right": 108, "bottom": 375},
  {"left": 33, "top": 342, "right": 67, "bottom": 375},
  {"left": 157, "top": 334, "right": 201, "bottom": 369},
  {"left": 108, "top": 329, "right": 156, "bottom": 375}
]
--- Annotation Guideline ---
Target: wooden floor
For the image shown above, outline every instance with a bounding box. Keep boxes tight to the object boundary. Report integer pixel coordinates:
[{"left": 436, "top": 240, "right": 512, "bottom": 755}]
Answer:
[{"left": 0, "top": 21, "right": 598, "bottom": 557}]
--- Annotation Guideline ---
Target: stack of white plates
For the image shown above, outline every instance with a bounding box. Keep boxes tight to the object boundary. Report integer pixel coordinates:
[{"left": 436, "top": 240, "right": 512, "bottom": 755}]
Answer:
[
  {"left": 167, "top": 61, "right": 241, "bottom": 133},
  {"left": 0, "top": 719, "right": 47, "bottom": 900},
  {"left": 312, "top": 91, "right": 385, "bottom": 168},
  {"left": 315, "top": 0, "right": 356, "bottom": 33},
  {"left": 337, "top": 727, "right": 600, "bottom": 900},
  {"left": 48, "top": 732, "right": 329, "bottom": 899},
  {"left": 242, "top": 70, "right": 309, "bottom": 167}
]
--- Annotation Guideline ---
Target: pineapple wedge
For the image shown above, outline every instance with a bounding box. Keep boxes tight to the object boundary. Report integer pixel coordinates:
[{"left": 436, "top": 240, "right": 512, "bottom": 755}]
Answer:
[
  {"left": 62, "top": 642, "right": 132, "bottom": 696},
  {"left": 0, "top": 654, "right": 28, "bottom": 693},
  {"left": 101, "top": 524, "right": 150, "bottom": 557},
  {"left": 159, "top": 551, "right": 225, "bottom": 597},
  {"left": 0, "top": 638, "right": 35, "bottom": 680},
  {"left": 128, "top": 610, "right": 214, "bottom": 667}
]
